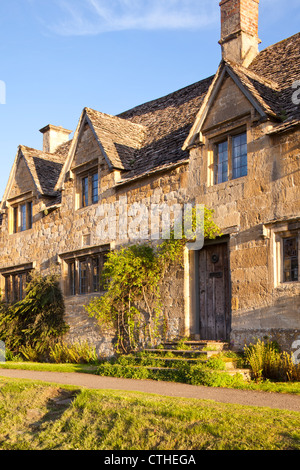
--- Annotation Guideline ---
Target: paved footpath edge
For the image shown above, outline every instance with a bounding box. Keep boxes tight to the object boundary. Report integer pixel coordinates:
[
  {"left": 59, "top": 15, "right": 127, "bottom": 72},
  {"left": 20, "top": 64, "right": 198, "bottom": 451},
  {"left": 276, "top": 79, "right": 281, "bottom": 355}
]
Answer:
[{"left": 0, "top": 368, "right": 300, "bottom": 412}]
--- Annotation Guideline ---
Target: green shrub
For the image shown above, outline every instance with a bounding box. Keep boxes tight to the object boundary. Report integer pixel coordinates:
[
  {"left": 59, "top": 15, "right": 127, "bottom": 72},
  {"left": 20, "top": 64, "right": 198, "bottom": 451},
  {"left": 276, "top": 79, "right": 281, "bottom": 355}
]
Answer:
[
  {"left": 5, "top": 349, "right": 22, "bottom": 362},
  {"left": 19, "top": 344, "right": 42, "bottom": 362},
  {"left": 205, "top": 357, "right": 226, "bottom": 370},
  {"left": 244, "top": 339, "right": 300, "bottom": 382},
  {"left": 191, "top": 370, "right": 246, "bottom": 388},
  {"left": 96, "top": 358, "right": 247, "bottom": 388},
  {"left": 0, "top": 272, "right": 68, "bottom": 357},
  {"left": 48, "top": 340, "right": 98, "bottom": 364},
  {"left": 97, "top": 363, "right": 149, "bottom": 380}
]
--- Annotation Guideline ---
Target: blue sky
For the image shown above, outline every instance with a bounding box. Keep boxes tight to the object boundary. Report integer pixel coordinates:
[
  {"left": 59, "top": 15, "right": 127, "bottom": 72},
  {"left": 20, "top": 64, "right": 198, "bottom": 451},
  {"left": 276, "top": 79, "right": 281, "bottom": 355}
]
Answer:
[{"left": 0, "top": 0, "right": 299, "bottom": 199}]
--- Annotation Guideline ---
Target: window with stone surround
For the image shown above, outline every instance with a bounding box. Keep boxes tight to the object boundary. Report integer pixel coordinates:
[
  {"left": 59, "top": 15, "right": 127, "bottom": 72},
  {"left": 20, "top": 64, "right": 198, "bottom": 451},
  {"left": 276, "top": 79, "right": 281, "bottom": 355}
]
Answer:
[
  {"left": 80, "top": 171, "right": 99, "bottom": 208},
  {"left": 60, "top": 246, "right": 109, "bottom": 296},
  {"left": 214, "top": 131, "right": 247, "bottom": 184},
  {"left": 73, "top": 158, "right": 100, "bottom": 210},
  {"left": 11, "top": 200, "right": 33, "bottom": 233},
  {"left": 0, "top": 264, "right": 33, "bottom": 303},
  {"left": 272, "top": 223, "right": 300, "bottom": 286}
]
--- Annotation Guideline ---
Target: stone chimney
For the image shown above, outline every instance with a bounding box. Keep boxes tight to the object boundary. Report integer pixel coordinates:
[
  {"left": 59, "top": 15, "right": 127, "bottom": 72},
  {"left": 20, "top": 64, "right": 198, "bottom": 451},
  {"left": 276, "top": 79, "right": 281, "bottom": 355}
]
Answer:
[
  {"left": 39, "top": 124, "right": 72, "bottom": 154},
  {"left": 219, "top": 0, "right": 261, "bottom": 67}
]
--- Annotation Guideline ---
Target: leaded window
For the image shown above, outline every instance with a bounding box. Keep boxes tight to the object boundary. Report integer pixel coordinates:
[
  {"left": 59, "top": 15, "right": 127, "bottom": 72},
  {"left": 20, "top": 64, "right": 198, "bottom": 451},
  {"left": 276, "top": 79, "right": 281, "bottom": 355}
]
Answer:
[{"left": 283, "top": 236, "right": 298, "bottom": 283}]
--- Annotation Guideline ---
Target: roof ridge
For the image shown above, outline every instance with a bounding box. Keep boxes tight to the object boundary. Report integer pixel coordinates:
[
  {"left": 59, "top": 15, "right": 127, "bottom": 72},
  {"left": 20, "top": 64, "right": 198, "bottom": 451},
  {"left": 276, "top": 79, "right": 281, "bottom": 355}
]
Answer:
[
  {"left": 227, "top": 61, "right": 280, "bottom": 91},
  {"left": 258, "top": 31, "right": 300, "bottom": 55},
  {"left": 85, "top": 107, "right": 146, "bottom": 132},
  {"left": 118, "top": 75, "right": 215, "bottom": 119},
  {"left": 19, "top": 145, "right": 65, "bottom": 163}
]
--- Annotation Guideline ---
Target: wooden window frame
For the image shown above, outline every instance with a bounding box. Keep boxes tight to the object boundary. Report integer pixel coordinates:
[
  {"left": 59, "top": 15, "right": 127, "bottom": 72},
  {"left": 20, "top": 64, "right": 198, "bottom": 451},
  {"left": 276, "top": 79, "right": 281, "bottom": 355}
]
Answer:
[
  {"left": 2, "top": 267, "right": 32, "bottom": 303},
  {"left": 60, "top": 246, "right": 109, "bottom": 296},
  {"left": 273, "top": 227, "right": 300, "bottom": 287},
  {"left": 79, "top": 170, "right": 99, "bottom": 209},
  {"left": 12, "top": 200, "right": 33, "bottom": 233},
  {"left": 213, "top": 128, "right": 247, "bottom": 185}
]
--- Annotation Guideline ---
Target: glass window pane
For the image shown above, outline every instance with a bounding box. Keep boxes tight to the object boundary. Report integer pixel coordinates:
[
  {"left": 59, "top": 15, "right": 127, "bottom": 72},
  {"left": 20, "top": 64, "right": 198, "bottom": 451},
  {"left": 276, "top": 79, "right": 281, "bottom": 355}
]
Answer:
[
  {"left": 92, "top": 173, "right": 98, "bottom": 204},
  {"left": 69, "top": 262, "right": 76, "bottom": 296},
  {"left": 27, "top": 202, "right": 32, "bottom": 229},
  {"left": 82, "top": 177, "right": 89, "bottom": 207},
  {"left": 283, "top": 237, "right": 298, "bottom": 283},
  {"left": 20, "top": 204, "right": 26, "bottom": 232},
  {"left": 12, "top": 275, "right": 18, "bottom": 302},
  {"left": 232, "top": 133, "right": 247, "bottom": 180},
  {"left": 5, "top": 276, "right": 11, "bottom": 303},
  {"left": 13, "top": 206, "right": 18, "bottom": 233},
  {"left": 19, "top": 274, "right": 24, "bottom": 300},
  {"left": 92, "top": 257, "right": 100, "bottom": 292},
  {"left": 79, "top": 260, "right": 88, "bottom": 294},
  {"left": 217, "top": 141, "right": 228, "bottom": 184}
]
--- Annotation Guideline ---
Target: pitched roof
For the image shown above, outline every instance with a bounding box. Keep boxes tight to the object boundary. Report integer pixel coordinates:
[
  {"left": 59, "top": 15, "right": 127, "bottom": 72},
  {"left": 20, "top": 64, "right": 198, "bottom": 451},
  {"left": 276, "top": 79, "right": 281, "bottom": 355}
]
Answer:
[
  {"left": 249, "top": 32, "right": 300, "bottom": 122},
  {"left": 85, "top": 107, "right": 146, "bottom": 170},
  {"left": 225, "top": 60, "right": 281, "bottom": 119},
  {"left": 4, "top": 32, "right": 300, "bottom": 202},
  {"left": 19, "top": 145, "right": 65, "bottom": 198},
  {"left": 117, "top": 76, "right": 214, "bottom": 181}
]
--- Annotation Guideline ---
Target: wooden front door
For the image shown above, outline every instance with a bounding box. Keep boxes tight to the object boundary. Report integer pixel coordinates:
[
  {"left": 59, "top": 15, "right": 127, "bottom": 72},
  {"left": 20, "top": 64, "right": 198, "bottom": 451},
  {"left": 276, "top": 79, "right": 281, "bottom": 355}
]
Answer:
[{"left": 198, "top": 242, "right": 231, "bottom": 341}]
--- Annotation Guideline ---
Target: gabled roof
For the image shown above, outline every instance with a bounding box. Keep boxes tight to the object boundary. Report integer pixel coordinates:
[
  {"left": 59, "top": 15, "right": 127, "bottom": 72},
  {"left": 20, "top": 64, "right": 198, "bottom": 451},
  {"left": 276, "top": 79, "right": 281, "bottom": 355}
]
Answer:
[
  {"left": 183, "top": 31, "right": 300, "bottom": 149},
  {"left": 3, "top": 32, "right": 300, "bottom": 202},
  {"left": 182, "top": 61, "right": 275, "bottom": 150},
  {"left": 55, "top": 107, "right": 147, "bottom": 190},
  {"left": 85, "top": 107, "right": 146, "bottom": 170},
  {"left": 20, "top": 145, "right": 65, "bottom": 197},
  {"left": 226, "top": 61, "right": 281, "bottom": 119},
  {"left": 56, "top": 76, "right": 213, "bottom": 188},
  {"left": 249, "top": 32, "right": 300, "bottom": 123},
  {"left": 0, "top": 145, "right": 67, "bottom": 210},
  {"left": 118, "top": 76, "right": 214, "bottom": 181}
]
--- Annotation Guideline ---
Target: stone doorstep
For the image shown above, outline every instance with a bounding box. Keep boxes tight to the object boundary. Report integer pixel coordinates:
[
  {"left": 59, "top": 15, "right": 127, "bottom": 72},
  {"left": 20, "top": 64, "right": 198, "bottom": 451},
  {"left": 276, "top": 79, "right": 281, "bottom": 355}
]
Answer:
[
  {"left": 163, "top": 341, "right": 229, "bottom": 351},
  {"left": 143, "top": 349, "right": 208, "bottom": 355},
  {"left": 164, "top": 340, "right": 229, "bottom": 345},
  {"left": 142, "top": 349, "right": 223, "bottom": 359}
]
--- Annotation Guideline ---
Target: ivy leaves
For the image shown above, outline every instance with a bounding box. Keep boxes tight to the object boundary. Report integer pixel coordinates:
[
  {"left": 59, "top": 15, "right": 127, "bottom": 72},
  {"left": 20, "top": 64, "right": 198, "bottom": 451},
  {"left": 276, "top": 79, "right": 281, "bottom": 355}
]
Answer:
[{"left": 86, "top": 206, "right": 222, "bottom": 354}]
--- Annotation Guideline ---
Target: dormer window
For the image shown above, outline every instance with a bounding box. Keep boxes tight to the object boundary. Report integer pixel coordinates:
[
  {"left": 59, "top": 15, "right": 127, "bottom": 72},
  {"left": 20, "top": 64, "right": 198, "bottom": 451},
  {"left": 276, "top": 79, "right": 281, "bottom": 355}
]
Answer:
[
  {"left": 80, "top": 171, "right": 99, "bottom": 208},
  {"left": 12, "top": 201, "right": 33, "bottom": 233},
  {"left": 215, "top": 131, "right": 247, "bottom": 184}
]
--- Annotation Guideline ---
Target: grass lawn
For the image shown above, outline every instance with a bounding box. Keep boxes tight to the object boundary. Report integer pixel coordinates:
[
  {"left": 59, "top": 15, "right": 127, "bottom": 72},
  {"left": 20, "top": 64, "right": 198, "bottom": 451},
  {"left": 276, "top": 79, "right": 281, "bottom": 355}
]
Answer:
[
  {"left": 0, "top": 377, "right": 299, "bottom": 450},
  {"left": 1, "top": 361, "right": 300, "bottom": 395}
]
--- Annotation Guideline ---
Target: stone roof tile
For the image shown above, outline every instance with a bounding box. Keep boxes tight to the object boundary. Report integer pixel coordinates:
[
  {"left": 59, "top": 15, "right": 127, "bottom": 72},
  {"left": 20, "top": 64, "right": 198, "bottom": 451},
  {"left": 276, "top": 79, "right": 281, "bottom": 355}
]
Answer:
[{"left": 20, "top": 145, "right": 64, "bottom": 198}]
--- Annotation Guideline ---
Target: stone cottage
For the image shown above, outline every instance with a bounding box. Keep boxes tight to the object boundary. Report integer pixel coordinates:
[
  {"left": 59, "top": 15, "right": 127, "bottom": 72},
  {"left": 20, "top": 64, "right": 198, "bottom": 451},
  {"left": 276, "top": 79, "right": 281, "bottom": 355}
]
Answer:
[{"left": 0, "top": 0, "right": 299, "bottom": 354}]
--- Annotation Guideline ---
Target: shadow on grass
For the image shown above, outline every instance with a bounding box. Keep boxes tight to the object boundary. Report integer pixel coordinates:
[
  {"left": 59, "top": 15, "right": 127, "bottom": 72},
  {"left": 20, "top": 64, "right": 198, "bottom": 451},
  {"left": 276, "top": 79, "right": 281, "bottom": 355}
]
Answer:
[{"left": 29, "top": 388, "right": 81, "bottom": 431}]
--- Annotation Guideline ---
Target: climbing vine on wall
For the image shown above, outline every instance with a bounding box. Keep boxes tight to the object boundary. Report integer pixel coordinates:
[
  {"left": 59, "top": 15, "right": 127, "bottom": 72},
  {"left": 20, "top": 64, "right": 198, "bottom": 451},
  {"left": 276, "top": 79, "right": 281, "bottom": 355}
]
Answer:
[{"left": 85, "top": 206, "right": 222, "bottom": 354}]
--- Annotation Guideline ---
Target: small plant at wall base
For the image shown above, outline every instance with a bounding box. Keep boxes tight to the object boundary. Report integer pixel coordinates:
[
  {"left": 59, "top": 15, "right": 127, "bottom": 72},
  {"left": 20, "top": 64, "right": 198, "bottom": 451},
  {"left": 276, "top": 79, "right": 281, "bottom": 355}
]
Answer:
[
  {"left": 244, "top": 339, "right": 300, "bottom": 382},
  {"left": 0, "top": 272, "right": 69, "bottom": 360},
  {"left": 86, "top": 206, "right": 222, "bottom": 355}
]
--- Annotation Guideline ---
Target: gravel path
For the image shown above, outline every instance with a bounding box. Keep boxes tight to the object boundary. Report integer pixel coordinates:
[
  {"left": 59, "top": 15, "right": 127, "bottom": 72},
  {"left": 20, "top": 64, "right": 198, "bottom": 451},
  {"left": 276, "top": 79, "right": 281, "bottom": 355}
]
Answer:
[{"left": 0, "top": 368, "right": 300, "bottom": 412}]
